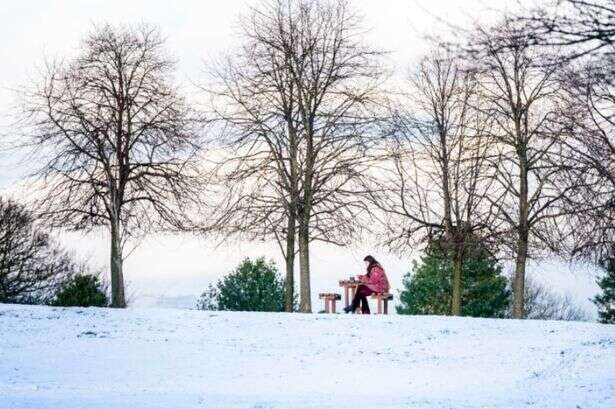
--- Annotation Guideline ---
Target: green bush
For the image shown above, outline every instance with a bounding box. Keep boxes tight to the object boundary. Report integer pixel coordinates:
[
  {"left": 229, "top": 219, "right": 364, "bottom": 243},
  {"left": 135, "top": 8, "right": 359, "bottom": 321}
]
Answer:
[
  {"left": 594, "top": 258, "right": 615, "bottom": 324},
  {"left": 196, "top": 283, "right": 220, "bottom": 311},
  {"left": 196, "top": 257, "right": 288, "bottom": 312},
  {"left": 52, "top": 274, "right": 108, "bottom": 307},
  {"left": 397, "top": 250, "right": 510, "bottom": 318}
]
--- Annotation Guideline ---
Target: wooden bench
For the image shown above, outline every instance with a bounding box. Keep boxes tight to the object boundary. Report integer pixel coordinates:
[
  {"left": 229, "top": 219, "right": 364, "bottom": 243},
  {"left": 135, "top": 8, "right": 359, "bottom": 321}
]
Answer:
[
  {"left": 319, "top": 293, "right": 341, "bottom": 313},
  {"left": 371, "top": 293, "right": 394, "bottom": 314}
]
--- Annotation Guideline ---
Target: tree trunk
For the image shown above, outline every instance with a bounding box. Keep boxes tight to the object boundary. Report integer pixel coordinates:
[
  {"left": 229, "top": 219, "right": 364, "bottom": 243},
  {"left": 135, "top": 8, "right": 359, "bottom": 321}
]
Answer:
[
  {"left": 513, "top": 152, "right": 530, "bottom": 319},
  {"left": 298, "top": 217, "right": 311, "bottom": 313},
  {"left": 297, "top": 116, "right": 313, "bottom": 313},
  {"left": 451, "top": 252, "right": 463, "bottom": 316},
  {"left": 110, "top": 218, "right": 126, "bottom": 308},
  {"left": 284, "top": 214, "right": 296, "bottom": 312},
  {"left": 512, "top": 239, "right": 528, "bottom": 319},
  {"left": 284, "top": 122, "right": 298, "bottom": 313}
]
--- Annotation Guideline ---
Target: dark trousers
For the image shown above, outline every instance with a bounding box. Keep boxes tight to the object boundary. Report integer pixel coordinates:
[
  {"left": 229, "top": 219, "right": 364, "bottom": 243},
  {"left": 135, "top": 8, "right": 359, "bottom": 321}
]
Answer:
[{"left": 350, "top": 284, "right": 375, "bottom": 314}]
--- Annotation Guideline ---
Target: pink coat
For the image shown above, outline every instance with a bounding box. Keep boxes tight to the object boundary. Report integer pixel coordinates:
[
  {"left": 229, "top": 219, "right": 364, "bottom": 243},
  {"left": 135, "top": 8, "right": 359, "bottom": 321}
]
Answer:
[{"left": 360, "top": 264, "right": 390, "bottom": 294}]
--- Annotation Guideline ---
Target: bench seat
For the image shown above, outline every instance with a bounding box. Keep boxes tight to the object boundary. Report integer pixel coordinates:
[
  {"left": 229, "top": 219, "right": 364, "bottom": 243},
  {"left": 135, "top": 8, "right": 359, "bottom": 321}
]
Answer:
[
  {"left": 370, "top": 293, "right": 394, "bottom": 314},
  {"left": 319, "top": 293, "right": 341, "bottom": 313}
]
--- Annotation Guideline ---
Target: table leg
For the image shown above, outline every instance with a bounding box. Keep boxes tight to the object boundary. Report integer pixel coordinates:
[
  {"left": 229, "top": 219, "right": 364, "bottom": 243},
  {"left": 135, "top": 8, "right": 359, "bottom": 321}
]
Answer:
[
  {"left": 344, "top": 286, "right": 349, "bottom": 307},
  {"left": 351, "top": 286, "right": 360, "bottom": 313},
  {"left": 350, "top": 286, "right": 363, "bottom": 314}
]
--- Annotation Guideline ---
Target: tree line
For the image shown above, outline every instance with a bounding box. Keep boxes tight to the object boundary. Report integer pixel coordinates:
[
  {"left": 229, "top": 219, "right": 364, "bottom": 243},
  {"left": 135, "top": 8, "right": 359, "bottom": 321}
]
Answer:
[
  {"left": 0, "top": 197, "right": 108, "bottom": 307},
  {"left": 6, "top": 0, "right": 614, "bottom": 321}
]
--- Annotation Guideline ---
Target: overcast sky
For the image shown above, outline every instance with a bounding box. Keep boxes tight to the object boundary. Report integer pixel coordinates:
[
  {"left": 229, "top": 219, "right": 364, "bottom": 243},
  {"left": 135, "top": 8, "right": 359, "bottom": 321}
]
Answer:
[{"left": 0, "top": 0, "right": 600, "bottom": 314}]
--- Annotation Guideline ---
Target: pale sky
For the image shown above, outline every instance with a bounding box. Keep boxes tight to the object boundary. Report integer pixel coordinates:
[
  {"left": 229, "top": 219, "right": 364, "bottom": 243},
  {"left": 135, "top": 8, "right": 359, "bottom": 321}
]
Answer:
[{"left": 0, "top": 0, "right": 600, "bottom": 315}]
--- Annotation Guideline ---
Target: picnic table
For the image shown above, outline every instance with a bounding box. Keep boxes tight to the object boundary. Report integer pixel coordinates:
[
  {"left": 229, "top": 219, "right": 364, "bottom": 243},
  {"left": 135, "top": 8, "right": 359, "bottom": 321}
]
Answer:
[
  {"left": 339, "top": 277, "right": 394, "bottom": 314},
  {"left": 338, "top": 277, "right": 361, "bottom": 308},
  {"left": 319, "top": 276, "right": 394, "bottom": 314}
]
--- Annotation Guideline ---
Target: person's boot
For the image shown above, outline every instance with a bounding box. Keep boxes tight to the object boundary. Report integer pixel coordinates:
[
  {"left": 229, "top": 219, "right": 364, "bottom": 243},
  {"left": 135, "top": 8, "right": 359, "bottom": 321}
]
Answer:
[{"left": 343, "top": 305, "right": 355, "bottom": 314}]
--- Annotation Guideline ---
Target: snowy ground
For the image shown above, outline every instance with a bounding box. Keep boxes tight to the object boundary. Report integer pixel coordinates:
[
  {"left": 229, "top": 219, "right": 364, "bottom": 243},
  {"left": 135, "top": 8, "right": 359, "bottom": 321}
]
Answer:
[{"left": 1, "top": 304, "right": 614, "bottom": 409}]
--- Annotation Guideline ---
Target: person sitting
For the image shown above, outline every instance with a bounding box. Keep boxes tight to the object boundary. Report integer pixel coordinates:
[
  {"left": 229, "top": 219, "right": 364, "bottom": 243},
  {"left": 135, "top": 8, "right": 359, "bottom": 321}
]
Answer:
[{"left": 344, "top": 255, "right": 390, "bottom": 314}]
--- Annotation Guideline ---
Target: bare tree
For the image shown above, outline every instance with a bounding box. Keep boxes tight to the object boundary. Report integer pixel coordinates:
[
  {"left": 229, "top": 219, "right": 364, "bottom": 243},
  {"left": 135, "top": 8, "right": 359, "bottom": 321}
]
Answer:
[
  {"left": 373, "top": 50, "right": 500, "bottom": 315},
  {"left": 283, "top": 0, "right": 386, "bottom": 313},
  {"left": 466, "top": 18, "right": 575, "bottom": 318},
  {"left": 522, "top": 277, "right": 591, "bottom": 321},
  {"left": 205, "top": 5, "right": 303, "bottom": 311},
  {"left": 557, "top": 60, "right": 615, "bottom": 261},
  {"left": 522, "top": 0, "right": 615, "bottom": 59},
  {"left": 520, "top": 1, "right": 615, "bottom": 262},
  {"left": 206, "top": 0, "right": 385, "bottom": 312},
  {"left": 0, "top": 197, "right": 76, "bottom": 304},
  {"left": 19, "top": 23, "right": 203, "bottom": 307}
]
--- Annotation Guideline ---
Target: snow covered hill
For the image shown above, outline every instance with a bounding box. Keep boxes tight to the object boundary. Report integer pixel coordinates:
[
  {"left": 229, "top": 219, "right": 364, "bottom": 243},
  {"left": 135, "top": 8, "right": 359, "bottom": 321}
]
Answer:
[{"left": 1, "top": 304, "right": 613, "bottom": 409}]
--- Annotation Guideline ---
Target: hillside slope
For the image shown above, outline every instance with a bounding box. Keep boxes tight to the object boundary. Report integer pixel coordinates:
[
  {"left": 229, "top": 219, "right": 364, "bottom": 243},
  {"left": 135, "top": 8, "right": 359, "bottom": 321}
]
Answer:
[{"left": 1, "top": 304, "right": 614, "bottom": 409}]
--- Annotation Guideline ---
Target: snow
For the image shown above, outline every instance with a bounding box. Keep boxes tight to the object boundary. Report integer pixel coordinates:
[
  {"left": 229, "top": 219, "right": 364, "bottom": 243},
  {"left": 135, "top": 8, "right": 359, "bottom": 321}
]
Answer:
[{"left": 1, "top": 304, "right": 614, "bottom": 409}]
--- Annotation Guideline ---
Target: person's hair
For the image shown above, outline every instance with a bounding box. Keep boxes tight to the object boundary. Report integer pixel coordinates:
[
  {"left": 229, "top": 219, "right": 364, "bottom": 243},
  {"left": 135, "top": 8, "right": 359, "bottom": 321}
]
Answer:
[{"left": 363, "top": 255, "right": 379, "bottom": 275}]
